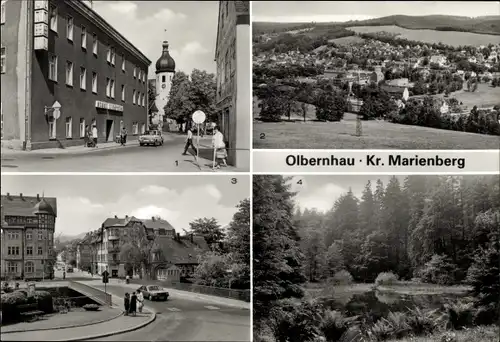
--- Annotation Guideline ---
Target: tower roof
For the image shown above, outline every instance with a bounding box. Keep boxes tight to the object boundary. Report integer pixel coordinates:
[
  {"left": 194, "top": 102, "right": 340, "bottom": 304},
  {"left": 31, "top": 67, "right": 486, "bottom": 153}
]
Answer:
[
  {"left": 155, "top": 41, "right": 176, "bottom": 74},
  {"left": 33, "top": 198, "right": 56, "bottom": 216}
]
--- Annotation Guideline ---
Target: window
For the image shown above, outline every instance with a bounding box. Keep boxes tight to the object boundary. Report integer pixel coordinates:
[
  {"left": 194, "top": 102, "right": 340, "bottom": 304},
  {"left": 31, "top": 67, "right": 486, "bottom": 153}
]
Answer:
[
  {"left": 162, "top": 75, "right": 166, "bottom": 83},
  {"left": 133, "top": 122, "right": 138, "bottom": 135},
  {"left": 7, "top": 246, "right": 20, "bottom": 255},
  {"left": 65, "top": 117, "right": 72, "bottom": 138},
  {"left": 106, "top": 77, "right": 111, "bottom": 97},
  {"left": 111, "top": 47, "right": 115, "bottom": 65},
  {"left": 7, "top": 262, "right": 17, "bottom": 274},
  {"left": 38, "top": 231, "right": 43, "bottom": 240},
  {"left": 65, "top": 61, "right": 73, "bottom": 86},
  {"left": 48, "top": 54, "right": 57, "bottom": 81},
  {"left": 1, "top": 0, "right": 5, "bottom": 25},
  {"left": 121, "top": 54, "right": 125, "bottom": 71},
  {"left": 107, "top": 45, "right": 111, "bottom": 63},
  {"left": 79, "top": 118, "right": 85, "bottom": 137},
  {"left": 138, "top": 70, "right": 141, "bottom": 81},
  {"left": 81, "top": 26, "right": 87, "bottom": 49},
  {"left": 110, "top": 79, "right": 115, "bottom": 98},
  {"left": 26, "top": 246, "right": 33, "bottom": 255},
  {"left": 80, "top": 67, "right": 86, "bottom": 90},
  {"left": 142, "top": 93, "right": 145, "bottom": 107},
  {"left": 49, "top": 4, "right": 57, "bottom": 32},
  {"left": 26, "top": 232, "right": 32, "bottom": 240},
  {"left": 0, "top": 46, "right": 5, "bottom": 73},
  {"left": 121, "top": 85, "right": 125, "bottom": 101},
  {"left": 142, "top": 72, "right": 146, "bottom": 83},
  {"left": 38, "top": 246, "right": 43, "bottom": 255},
  {"left": 25, "top": 262, "right": 34, "bottom": 273},
  {"left": 133, "top": 89, "right": 136, "bottom": 104},
  {"left": 141, "top": 123, "right": 146, "bottom": 134},
  {"left": 133, "top": 67, "right": 136, "bottom": 78},
  {"left": 92, "top": 72, "right": 97, "bottom": 93},
  {"left": 66, "top": 16, "right": 73, "bottom": 41},
  {"left": 92, "top": 34, "right": 98, "bottom": 55}
]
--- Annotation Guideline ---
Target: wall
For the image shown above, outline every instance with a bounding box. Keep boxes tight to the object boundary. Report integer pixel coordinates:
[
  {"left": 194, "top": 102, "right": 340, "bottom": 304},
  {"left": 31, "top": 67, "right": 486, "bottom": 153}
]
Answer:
[
  {"left": 235, "top": 21, "right": 250, "bottom": 169},
  {"left": 0, "top": 0, "right": 28, "bottom": 149},
  {"left": 30, "top": 0, "right": 149, "bottom": 149}
]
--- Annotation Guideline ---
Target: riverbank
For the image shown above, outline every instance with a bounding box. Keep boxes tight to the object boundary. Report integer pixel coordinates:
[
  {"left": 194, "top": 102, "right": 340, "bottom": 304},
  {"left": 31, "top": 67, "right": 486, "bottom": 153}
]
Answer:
[{"left": 386, "top": 325, "right": 499, "bottom": 342}]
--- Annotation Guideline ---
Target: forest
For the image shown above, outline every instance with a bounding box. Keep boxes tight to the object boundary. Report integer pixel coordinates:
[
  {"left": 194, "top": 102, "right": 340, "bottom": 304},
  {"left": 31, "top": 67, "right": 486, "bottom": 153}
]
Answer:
[{"left": 253, "top": 175, "right": 499, "bottom": 342}]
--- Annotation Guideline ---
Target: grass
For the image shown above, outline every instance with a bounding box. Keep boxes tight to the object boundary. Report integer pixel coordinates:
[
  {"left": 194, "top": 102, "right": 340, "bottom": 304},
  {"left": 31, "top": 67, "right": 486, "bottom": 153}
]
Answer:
[
  {"left": 328, "top": 35, "right": 366, "bottom": 45},
  {"left": 348, "top": 25, "right": 500, "bottom": 47},
  {"left": 254, "top": 114, "right": 500, "bottom": 149},
  {"left": 386, "top": 325, "right": 500, "bottom": 342},
  {"left": 449, "top": 83, "right": 500, "bottom": 109},
  {"left": 376, "top": 281, "right": 472, "bottom": 295}
]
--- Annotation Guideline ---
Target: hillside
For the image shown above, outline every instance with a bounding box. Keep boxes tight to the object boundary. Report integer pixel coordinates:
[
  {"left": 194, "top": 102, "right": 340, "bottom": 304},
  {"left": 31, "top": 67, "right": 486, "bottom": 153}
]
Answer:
[{"left": 253, "top": 14, "right": 500, "bottom": 36}]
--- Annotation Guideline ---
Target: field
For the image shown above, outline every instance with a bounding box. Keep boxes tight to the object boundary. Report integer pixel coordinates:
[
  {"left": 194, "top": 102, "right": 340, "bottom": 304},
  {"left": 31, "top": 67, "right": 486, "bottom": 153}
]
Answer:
[
  {"left": 328, "top": 35, "right": 366, "bottom": 45},
  {"left": 253, "top": 114, "right": 500, "bottom": 149},
  {"left": 348, "top": 25, "right": 500, "bottom": 47},
  {"left": 451, "top": 83, "right": 500, "bottom": 109}
]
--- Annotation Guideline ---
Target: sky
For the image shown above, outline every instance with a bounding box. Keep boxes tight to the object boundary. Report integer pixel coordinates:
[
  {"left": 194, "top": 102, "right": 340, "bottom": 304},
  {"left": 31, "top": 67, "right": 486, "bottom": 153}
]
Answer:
[
  {"left": 287, "top": 175, "right": 406, "bottom": 213},
  {"left": 2, "top": 175, "right": 249, "bottom": 237},
  {"left": 89, "top": 1, "right": 218, "bottom": 77},
  {"left": 252, "top": 1, "right": 500, "bottom": 23}
]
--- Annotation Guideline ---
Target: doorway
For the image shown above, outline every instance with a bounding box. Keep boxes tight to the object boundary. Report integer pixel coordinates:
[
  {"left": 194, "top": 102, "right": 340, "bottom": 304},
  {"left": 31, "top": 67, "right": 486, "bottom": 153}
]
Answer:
[
  {"left": 105, "top": 119, "right": 114, "bottom": 142},
  {"left": 111, "top": 269, "right": 118, "bottom": 278}
]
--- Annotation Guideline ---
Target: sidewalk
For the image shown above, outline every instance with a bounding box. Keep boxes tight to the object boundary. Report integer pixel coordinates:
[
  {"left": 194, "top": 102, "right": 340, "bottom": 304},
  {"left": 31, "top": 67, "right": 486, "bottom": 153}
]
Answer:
[
  {"left": 1, "top": 141, "right": 136, "bottom": 156},
  {"left": 87, "top": 279, "right": 250, "bottom": 310}
]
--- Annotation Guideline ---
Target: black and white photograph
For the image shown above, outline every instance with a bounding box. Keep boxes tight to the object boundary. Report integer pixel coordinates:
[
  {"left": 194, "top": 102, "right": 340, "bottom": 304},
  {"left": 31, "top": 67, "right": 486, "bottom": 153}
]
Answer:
[
  {"left": 253, "top": 175, "right": 499, "bottom": 342},
  {"left": 0, "top": 175, "right": 250, "bottom": 341},
  {"left": 1, "top": 0, "right": 250, "bottom": 172},
  {"left": 252, "top": 1, "right": 500, "bottom": 149}
]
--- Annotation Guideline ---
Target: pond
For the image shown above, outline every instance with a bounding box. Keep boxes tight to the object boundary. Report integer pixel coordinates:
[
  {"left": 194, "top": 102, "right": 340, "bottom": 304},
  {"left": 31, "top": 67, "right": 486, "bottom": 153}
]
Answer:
[{"left": 319, "top": 290, "right": 468, "bottom": 325}]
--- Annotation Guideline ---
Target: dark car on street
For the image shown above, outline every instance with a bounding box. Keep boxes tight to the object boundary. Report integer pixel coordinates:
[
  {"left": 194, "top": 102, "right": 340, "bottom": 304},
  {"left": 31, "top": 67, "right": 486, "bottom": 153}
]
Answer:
[{"left": 138, "top": 285, "right": 169, "bottom": 301}]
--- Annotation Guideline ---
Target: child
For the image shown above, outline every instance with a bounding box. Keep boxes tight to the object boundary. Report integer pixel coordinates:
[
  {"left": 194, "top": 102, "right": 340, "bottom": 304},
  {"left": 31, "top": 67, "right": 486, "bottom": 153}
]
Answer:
[{"left": 124, "top": 293, "right": 130, "bottom": 315}]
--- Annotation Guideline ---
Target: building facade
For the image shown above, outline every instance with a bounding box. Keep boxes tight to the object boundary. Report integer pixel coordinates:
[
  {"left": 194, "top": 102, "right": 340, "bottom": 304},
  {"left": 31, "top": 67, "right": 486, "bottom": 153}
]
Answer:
[
  {"left": 1, "top": 193, "right": 57, "bottom": 280},
  {"left": 1, "top": 0, "right": 151, "bottom": 150},
  {"left": 153, "top": 41, "right": 175, "bottom": 130},
  {"left": 77, "top": 215, "right": 208, "bottom": 280},
  {"left": 214, "top": 1, "right": 250, "bottom": 169}
]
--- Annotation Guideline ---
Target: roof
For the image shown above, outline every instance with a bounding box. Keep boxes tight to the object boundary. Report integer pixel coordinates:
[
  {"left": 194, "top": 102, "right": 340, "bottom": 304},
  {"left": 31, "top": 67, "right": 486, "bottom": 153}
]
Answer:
[
  {"left": 381, "top": 85, "right": 407, "bottom": 94},
  {"left": 102, "top": 216, "right": 141, "bottom": 228},
  {"left": 155, "top": 41, "right": 176, "bottom": 74},
  {"left": 153, "top": 235, "right": 209, "bottom": 264},
  {"left": 1, "top": 194, "right": 57, "bottom": 217},
  {"left": 142, "top": 218, "right": 175, "bottom": 231}
]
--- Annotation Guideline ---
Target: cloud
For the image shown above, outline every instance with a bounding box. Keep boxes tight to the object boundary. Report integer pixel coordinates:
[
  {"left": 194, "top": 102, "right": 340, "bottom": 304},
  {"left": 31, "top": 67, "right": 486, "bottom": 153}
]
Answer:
[
  {"left": 107, "top": 1, "right": 138, "bottom": 15},
  {"left": 181, "top": 41, "right": 209, "bottom": 55},
  {"left": 296, "top": 183, "right": 348, "bottom": 212},
  {"left": 153, "top": 8, "right": 187, "bottom": 22},
  {"left": 55, "top": 184, "right": 237, "bottom": 237}
]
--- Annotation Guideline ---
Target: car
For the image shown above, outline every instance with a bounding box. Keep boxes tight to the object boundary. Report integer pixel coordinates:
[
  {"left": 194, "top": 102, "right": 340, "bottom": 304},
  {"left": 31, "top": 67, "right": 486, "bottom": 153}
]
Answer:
[
  {"left": 139, "top": 130, "right": 163, "bottom": 146},
  {"left": 138, "top": 285, "right": 169, "bottom": 301},
  {"left": 66, "top": 266, "right": 73, "bottom": 273}
]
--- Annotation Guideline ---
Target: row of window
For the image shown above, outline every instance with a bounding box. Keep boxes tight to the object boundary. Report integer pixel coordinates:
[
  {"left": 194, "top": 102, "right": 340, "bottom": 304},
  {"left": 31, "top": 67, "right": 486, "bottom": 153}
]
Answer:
[
  {"left": 6, "top": 231, "right": 52, "bottom": 240},
  {"left": 5, "top": 261, "right": 44, "bottom": 274},
  {"left": 7, "top": 246, "right": 49, "bottom": 256},
  {"left": 49, "top": 4, "right": 147, "bottom": 83},
  {"left": 48, "top": 117, "right": 145, "bottom": 140},
  {"left": 48, "top": 55, "right": 147, "bottom": 105}
]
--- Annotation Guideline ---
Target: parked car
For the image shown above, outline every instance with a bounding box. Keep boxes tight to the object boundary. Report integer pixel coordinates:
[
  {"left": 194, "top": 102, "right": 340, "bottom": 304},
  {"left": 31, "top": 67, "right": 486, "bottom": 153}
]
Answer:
[
  {"left": 139, "top": 130, "right": 163, "bottom": 146},
  {"left": 66, "top": 265, "right": 73, "bottom": 273},
  {"left": 138, "top": 285, "right": 169, "bottom": 301}
]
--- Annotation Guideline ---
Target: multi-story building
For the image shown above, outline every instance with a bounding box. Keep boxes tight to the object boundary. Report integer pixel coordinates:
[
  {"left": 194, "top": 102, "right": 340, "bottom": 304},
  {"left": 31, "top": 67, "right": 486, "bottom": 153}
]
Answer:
[
  {"left": 77, "top": 215, "right": 208, "bottom": 280},
  {"left": 1, "top": 0, "right": 151, "bottom": 150},
  {"left": 1, "top": 193, "right": 57, "bottom": 280},
  {"left": 214, "top": 1, "right": 250, "bottom": 169}
]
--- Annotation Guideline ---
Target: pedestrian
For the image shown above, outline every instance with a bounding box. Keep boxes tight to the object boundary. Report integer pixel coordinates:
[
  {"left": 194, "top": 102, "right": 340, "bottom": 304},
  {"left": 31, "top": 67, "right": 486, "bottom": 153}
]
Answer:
[
  {"left": 182, "top": 128, "right": 197, "bottom": 156},
  {"left": 124, "top": 293, "right": 130, "bottom": 316},
  {"left": 120, "top": 126, "right": 128, "bottom": 146},
  {"left": 84, "top": 125, "right": 90, "bottom": 147},
  {"left": 125, "top": 274, "right": 130, "bottom": 284},
  {"left": 212, "top": 126, "right": 227, "bottom": 169},
  {"left": 136, "top": 289, "right": 144, "bottom": 314},
  {"left": 129, "top": 292, "right": 137, "bottom": 316},
  {"left": 92, "top": 124, "right": 98, "bottom": 148}
]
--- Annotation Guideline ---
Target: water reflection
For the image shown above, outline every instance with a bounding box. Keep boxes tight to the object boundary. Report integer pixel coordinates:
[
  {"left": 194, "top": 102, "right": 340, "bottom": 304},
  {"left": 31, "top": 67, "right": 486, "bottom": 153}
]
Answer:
[{"left": 320, "top": 290, "right": 465, "bottom": 324}]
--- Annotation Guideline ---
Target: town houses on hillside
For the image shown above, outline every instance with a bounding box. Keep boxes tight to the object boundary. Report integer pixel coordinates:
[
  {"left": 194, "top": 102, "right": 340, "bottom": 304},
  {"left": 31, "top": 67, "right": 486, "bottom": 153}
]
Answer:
[{"left": 76, "top": 215, "right": 209, "bottom": 281}]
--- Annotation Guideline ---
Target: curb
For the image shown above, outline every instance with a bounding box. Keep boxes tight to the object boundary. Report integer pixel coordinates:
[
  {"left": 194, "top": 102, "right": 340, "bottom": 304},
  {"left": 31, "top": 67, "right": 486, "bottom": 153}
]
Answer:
[
  {"left": 66, "top": 311, "right": 156, "bottom": 342},
  {"left": 1, "top": 308, "right": 124, "bottom": 334}
]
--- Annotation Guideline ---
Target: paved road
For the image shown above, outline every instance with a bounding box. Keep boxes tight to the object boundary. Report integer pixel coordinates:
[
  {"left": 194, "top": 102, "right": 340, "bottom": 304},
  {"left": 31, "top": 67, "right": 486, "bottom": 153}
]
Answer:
[
  {"left": 88, "top": 284, "right": 250, "bottom": 342},
  {"left": 1, "top": 136, "right": 246, "bottom": 172}
]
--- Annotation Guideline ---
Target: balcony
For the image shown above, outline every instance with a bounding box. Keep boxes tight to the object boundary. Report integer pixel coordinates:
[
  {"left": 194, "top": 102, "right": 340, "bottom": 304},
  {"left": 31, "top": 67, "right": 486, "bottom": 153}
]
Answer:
[{"left": 107, "top": 234, "right": 119, "bottom": 241}]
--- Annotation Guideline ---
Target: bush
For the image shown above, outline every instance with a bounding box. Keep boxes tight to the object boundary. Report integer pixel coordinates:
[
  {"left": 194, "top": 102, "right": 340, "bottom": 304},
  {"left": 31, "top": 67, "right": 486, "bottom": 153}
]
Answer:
[
  {"left": 375, "top": 272, "right": 399, "bottom": 286},
  {"left": 330, "top": 270, "right": 354, "bottom": 285},
  {"left": 1, "top": 291, "right": 27, "bottom": 323},
  {"left": 444, "top": 301, "right": 475, "bottom": 330},
  {"left": 31, "top": 290, "right": 53, "bottom": 313},
  {"left": 406, "top": 307, "right": 441, "bottom": 335},
  {"left": 319, "top": 310, "right": 349, "bottom": 341},
  {"left": 419, "top": 254, "right": 456, "bottom": 285}
]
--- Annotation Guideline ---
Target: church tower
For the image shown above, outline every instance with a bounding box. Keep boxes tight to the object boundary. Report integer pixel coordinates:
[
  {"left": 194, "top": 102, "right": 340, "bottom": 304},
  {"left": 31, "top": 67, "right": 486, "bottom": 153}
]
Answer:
[{"left": 154, "top": 41, "right": 176, "bottom": 128}]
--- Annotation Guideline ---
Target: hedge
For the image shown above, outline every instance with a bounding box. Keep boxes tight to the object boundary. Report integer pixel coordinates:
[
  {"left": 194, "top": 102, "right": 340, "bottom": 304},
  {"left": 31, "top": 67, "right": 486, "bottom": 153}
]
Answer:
[
  {"left": 32, "top": 290, "right": 54, "bottom": 313},
  {"left": 1, "top": 291, "right": 27, "bottom": 323}
]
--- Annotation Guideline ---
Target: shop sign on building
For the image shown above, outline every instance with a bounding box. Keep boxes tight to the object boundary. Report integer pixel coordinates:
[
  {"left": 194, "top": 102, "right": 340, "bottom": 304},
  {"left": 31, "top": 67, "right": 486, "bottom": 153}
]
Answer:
[{"left": 95, "top": 101, "right": 124, "bottom": 112}]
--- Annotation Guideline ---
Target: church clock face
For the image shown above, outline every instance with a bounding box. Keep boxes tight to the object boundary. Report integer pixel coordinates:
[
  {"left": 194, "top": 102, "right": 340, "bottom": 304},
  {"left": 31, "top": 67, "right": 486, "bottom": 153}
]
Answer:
[{"left": 162, "top": 84, "right": 166, "bottom": 89}]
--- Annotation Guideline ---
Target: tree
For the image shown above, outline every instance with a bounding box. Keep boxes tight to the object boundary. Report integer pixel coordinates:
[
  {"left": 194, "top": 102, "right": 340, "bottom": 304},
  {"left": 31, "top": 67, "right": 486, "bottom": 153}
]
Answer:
[
  {"left": 189, "top": 69, "right": 217, "bottom": 121},
  {"left": 253, "top": 175, "right": 306, "bottom": 322},
  {"left": 326, "top": 241, "right": 344, "bottom": 276},
  {"left": 226, "top": 198, "right": 251, "bottom": 288},
  {"left": 315, "top": 92, "right": 345, "bottom": 121},
  {"left": 193, "top": 251, "right": 232, "bottom": 287},
  {"left": 189, "top": 218, "right": 225, "bottom": 248},
  {"left": 163, "top": 71, "right": 196, "bottom": 121},
  {"left": 148, "top": 83, "right": 157, "bottom": 126},
  {"left": 119, "top": 223, "right": 155, "bottom": 279}
]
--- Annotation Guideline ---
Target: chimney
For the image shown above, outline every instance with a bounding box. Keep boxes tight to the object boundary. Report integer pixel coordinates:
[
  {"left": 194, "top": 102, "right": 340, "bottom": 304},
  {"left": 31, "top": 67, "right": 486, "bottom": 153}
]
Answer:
[
  {"left": 37, "top": 194, "right": 40, "bottom": 201},
  {"left": 6, "top": 192, "right": 10, "bottom": 199},
  {"left": 114, "top": 215, "right": 118, "bottom": 219},
  {"left": 176, "top": 233, "right": 180, "bottom": 241},
  {"left": 151, "top": 216, "right": 155, "bottom": 222},
  {"left": 125, "top": 215, "right": 128, "bottom": 219}
]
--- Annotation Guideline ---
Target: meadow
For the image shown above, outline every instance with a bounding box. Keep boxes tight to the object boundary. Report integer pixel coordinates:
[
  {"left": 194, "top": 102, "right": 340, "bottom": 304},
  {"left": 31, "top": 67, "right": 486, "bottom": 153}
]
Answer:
[{"left": 347, "top": 25, "right": 500, "bottom": 47}]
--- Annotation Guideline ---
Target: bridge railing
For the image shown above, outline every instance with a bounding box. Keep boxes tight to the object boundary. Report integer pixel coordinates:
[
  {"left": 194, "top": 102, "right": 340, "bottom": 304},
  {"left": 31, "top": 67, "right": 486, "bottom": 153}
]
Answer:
[
  {"left": 68, "top": 281, "right": 111, "bottom": 306},
  {"left": 170, "top": 282, "right": 251, "bottom": 302}
]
